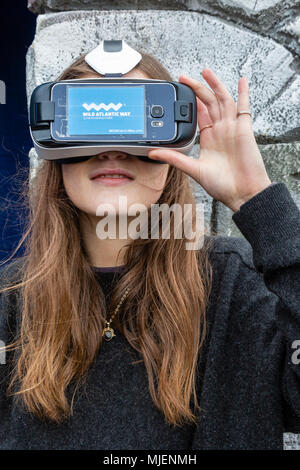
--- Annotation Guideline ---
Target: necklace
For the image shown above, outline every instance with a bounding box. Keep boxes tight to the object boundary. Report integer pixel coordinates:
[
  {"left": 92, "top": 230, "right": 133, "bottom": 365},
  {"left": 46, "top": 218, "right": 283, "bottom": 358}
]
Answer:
[{"left": 102, "top": 287, "right": 130, "bottom": 341}]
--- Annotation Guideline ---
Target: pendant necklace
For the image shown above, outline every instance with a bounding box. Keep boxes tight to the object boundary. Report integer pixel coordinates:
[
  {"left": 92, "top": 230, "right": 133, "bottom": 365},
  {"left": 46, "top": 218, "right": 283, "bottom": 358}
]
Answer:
[{"left": 102, "top": 287, "right": 130, "bottom": 341}]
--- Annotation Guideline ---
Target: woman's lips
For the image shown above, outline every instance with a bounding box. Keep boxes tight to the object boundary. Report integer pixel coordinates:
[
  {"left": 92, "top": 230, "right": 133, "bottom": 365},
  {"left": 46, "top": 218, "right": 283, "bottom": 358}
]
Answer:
[{"left": 90, "top": 175, "right": 134, "bottom": 186}]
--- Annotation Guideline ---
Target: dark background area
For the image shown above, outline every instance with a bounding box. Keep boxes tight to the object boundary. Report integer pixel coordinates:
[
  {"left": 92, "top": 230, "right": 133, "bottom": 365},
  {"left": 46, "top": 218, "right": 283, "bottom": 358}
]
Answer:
[{"left": 0, "top": 1, "right": 36, "bottom": 263}]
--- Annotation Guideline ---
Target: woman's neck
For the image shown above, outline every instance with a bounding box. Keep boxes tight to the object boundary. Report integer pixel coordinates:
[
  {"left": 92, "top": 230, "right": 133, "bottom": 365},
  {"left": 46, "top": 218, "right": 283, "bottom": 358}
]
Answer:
[{"left": 80, "top": 214, "right": 130, "bottom": 268}]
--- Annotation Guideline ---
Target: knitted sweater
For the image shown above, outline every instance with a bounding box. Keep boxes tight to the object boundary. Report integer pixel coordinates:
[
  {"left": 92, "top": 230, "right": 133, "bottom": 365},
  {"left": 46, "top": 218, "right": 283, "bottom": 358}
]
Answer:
[{"left": 0, "top": 182, "right": 299, "bottom": 450}]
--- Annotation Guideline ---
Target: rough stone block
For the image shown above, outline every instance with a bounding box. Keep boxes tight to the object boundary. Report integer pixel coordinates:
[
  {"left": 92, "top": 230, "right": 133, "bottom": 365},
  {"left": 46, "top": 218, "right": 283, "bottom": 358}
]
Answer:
[
  {"left": 214, "top": 142, "right": 300, "bottom": 237},
  {"left": 284, "top": 432, "right": 300, "bottom": 450}
]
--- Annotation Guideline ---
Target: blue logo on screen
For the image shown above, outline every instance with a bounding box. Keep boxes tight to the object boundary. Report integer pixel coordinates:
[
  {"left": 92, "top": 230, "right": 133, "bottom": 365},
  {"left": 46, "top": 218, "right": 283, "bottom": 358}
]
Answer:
[{"left": 67, "top": 86, "right": 145, "bottom": 135}]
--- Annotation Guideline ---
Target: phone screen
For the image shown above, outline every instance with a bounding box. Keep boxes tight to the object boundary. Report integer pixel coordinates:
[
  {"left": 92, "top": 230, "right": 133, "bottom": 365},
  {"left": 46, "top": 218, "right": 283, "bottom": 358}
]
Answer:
[{"left": 67, "top": 85, "right": 145, "bottom": 136}]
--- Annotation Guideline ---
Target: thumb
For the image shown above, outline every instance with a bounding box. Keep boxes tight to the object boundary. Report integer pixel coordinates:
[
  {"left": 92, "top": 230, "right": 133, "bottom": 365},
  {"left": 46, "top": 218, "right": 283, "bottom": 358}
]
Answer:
[{"left": 148, "top": 149, "right": 200, "bottom": 181}]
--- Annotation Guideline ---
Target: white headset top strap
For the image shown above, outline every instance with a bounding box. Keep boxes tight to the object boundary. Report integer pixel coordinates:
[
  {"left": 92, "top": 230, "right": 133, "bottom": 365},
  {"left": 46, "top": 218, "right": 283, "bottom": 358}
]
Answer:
[{"left": 84, "top": 40, "right": 142, "bottom": 76}]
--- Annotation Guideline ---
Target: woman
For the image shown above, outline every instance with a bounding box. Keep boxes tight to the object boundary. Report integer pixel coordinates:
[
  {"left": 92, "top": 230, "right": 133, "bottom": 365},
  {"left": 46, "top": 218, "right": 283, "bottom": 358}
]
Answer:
[{"left": 0, "top": 48, "right": 299, "bottom": 450}]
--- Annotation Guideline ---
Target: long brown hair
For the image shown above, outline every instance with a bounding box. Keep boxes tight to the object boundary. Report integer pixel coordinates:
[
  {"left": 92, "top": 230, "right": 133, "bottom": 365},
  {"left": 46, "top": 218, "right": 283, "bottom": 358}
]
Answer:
[{"left": 0, "top": 47, "right": 213, "bottom": 426}]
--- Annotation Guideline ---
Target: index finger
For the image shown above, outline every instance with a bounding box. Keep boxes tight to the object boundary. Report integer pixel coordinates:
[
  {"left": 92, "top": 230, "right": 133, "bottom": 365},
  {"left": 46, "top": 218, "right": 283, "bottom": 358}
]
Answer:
[{"left": 179, "top": 74, "right": 221, "bottom": 123}]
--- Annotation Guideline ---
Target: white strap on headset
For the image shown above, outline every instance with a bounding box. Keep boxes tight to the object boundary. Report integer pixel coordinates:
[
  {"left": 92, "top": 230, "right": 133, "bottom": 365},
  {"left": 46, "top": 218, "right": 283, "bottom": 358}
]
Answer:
[{"left": 84, "top": 40, "right": 142, "bottom": 75}]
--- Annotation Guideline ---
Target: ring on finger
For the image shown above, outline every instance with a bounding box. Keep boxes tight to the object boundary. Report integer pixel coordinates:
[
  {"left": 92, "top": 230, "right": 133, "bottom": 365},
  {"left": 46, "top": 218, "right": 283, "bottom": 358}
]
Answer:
[
  {"left": 200, "top": 124, "right": 213, "bottom": 132},
  {"left": 237, "top": 110, "right": 252, "bottom": 118},
  {"left": 200, "top": 110, "right": 252, "bottom": 132}
]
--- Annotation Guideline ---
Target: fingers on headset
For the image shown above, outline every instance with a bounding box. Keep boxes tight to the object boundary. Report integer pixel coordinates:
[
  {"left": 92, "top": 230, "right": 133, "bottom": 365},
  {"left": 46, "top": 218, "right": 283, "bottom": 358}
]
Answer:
[{"left": 179, "top": 74, "right": 221, "bottom": 122}]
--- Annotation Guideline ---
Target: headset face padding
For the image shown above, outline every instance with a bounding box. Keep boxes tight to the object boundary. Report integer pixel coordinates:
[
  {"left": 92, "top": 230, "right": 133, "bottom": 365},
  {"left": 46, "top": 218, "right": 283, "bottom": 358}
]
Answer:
[{"left": 54, "top": 155, "right": 166, "bottom": 164}]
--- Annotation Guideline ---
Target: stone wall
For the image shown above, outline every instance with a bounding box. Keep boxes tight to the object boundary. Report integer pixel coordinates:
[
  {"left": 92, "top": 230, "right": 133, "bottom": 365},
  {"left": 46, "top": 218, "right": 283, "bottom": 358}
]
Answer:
[{"left": 26, "top": 0, "right": 300, "bottom": 448}]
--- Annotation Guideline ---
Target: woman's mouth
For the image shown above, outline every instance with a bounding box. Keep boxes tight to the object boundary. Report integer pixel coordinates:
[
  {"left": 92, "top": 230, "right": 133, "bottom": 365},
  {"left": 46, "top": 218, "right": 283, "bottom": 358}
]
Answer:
[
  {"left": 89, "top": 168, "right": 135, "bottom": 186},
  {"left": 91, "top": 174, "right": 134, "bottom": 186}
]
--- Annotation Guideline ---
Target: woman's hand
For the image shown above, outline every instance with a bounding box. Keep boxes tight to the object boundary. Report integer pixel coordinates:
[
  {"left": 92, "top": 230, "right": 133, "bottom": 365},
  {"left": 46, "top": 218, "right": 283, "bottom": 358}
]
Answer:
[{"left": 147, "top": 68, "right": 272, "bottom": 212}]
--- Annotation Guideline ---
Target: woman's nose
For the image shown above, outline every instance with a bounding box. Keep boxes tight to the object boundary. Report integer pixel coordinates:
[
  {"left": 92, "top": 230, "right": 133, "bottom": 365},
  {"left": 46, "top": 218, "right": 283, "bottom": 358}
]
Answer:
[{"left": 96, "top": 151, "right": 129, "bottom": 161}]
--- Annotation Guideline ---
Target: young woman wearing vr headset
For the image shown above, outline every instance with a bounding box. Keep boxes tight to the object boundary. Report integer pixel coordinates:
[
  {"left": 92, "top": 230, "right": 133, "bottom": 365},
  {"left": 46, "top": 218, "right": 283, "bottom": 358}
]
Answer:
[{"left": 0, "top": 44, "right": 299, "bottom": 451}]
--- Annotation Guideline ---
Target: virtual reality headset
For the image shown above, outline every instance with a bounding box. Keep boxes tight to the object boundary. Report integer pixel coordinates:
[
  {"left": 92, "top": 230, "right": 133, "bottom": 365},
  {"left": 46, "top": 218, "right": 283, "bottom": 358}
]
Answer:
[{"left": 29, "top": 40, "right": 197, "bottom": 165}]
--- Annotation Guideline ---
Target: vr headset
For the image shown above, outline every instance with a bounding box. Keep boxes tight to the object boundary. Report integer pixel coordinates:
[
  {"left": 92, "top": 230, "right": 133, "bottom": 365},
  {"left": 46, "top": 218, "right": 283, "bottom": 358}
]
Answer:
[{"left": 29, "top": 40, "right": 197, "bottom": 165}]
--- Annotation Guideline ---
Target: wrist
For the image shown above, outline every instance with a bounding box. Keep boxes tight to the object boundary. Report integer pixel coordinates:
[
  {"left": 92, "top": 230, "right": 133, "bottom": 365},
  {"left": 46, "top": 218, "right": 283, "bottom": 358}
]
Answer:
[{"left": 230, "top": 180, "right": 273, "bottom": 213}]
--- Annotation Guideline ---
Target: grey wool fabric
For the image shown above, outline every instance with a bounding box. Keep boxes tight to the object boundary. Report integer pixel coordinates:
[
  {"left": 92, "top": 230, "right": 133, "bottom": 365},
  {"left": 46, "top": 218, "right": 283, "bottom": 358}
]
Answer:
[{"left": 0, "top": 182, "right": 299, "bottom": 450}]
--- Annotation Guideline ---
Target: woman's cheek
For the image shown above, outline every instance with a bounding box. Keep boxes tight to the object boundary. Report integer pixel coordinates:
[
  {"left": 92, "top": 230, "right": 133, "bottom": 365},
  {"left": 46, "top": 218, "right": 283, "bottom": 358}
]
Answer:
[{"left": 62, "top": 166, "right": 84, "bottom": 202}]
